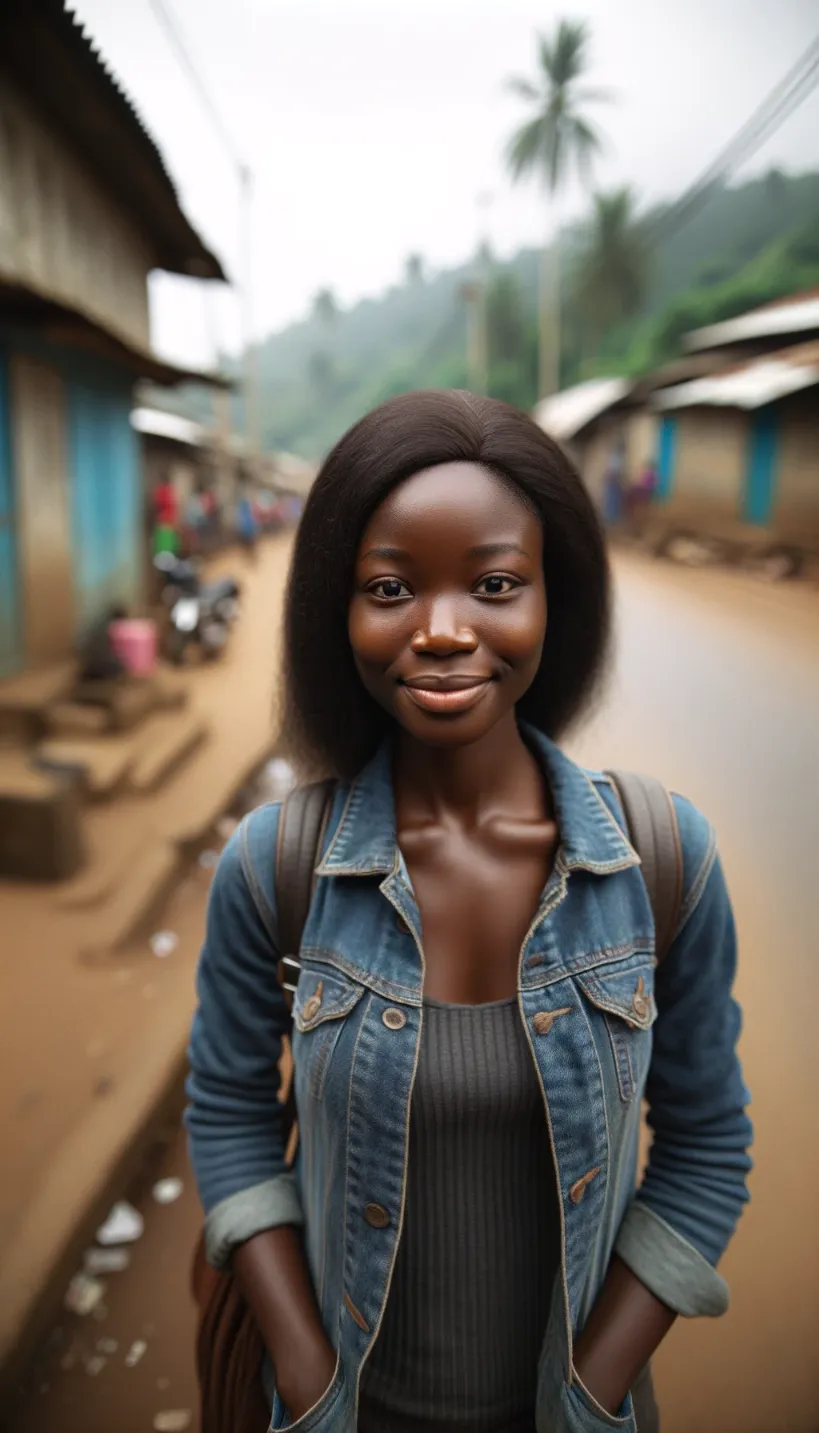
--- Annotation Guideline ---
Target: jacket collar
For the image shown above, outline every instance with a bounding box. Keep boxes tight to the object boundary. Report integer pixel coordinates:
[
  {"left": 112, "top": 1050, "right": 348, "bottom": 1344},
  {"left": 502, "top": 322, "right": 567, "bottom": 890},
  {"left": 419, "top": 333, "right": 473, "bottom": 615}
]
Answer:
[{"left": 317, "top": 725, "right": 638, "bottom": 878}]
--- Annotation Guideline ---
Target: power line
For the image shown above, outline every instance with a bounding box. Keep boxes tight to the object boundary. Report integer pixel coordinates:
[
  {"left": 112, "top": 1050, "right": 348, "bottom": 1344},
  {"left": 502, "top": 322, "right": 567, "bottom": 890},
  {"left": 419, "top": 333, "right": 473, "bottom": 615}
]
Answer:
[
  {"left": 147, "top": 0, "right": 248, "bottom": 179},
  {"left": 649, "top": 30, "right": 819, "bottom": 243},
  {"left": 147, "top": 0, "right": 258, "bottom": 440}
]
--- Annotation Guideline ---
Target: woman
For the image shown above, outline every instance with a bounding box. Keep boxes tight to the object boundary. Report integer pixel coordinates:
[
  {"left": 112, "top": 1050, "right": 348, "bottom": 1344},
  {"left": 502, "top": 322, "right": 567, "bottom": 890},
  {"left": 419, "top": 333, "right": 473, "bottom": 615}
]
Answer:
[{"left": 187, "top": 391, "right": 752, "bottom": 1433}]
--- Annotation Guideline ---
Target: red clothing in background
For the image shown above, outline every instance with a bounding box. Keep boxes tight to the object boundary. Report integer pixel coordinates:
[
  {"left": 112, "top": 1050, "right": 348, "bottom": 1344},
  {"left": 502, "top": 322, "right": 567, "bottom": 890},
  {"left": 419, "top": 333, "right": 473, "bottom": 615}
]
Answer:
[{"left": 154, "top": 482, "right": 177, "bottom": 526}]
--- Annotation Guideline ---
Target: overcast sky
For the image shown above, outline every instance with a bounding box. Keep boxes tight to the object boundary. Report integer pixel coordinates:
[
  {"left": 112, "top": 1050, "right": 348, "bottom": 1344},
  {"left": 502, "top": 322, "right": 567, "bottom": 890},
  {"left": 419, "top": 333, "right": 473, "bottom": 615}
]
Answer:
[{"left": 71, "top": 0, "right": 819, "bottom": 369}]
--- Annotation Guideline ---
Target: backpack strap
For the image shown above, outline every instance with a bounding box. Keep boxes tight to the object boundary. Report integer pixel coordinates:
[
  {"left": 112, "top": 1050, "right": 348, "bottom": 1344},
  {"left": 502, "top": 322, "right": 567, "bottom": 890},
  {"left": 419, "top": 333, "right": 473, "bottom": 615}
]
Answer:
[
  {"left": 275, "top": 779, "right": 335, "bottom": 1009},
  {"left": 604, "top": 771, "right": 684, "bottom": 964}
]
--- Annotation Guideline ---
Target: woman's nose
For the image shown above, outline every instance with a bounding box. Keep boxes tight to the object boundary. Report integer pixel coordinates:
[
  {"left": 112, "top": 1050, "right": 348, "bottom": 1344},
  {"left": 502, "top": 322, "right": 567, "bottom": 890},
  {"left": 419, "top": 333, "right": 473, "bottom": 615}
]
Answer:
[{"left": 410, "top": 599, "right": 478, "bottom": 656}]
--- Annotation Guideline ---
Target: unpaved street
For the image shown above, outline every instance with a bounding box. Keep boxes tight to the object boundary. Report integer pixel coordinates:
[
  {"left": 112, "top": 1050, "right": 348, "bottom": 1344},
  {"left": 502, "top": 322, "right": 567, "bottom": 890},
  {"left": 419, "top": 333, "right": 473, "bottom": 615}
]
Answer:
[{"left": 8, "top": 553, "right": 819, "bottom": 1433}]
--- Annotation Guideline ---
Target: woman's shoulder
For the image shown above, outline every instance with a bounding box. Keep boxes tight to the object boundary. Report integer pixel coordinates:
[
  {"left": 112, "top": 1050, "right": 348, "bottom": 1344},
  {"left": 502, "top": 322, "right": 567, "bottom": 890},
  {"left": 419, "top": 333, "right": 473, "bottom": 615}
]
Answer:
[
  {"left": 214, "top": 802, "right": 284, "bottom": 924},
  {"left": 588, "top": 768, "right": 717, "bottom": 894}
]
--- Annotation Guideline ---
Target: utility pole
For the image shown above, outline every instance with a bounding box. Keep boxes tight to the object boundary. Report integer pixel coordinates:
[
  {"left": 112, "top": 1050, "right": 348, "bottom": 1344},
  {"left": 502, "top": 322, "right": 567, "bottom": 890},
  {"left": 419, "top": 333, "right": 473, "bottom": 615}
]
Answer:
[
  {"left": 459, "top": 281, "right": 483, "bottom": 395},
  {"left": 147, "top": 0, "right": 257, "bottom": 454},
  {"left": 474, "top": 192, "right": 493, "bottom": 397},
  {"left": 239, "top": 165, "right": 258, "bottom": 451}
]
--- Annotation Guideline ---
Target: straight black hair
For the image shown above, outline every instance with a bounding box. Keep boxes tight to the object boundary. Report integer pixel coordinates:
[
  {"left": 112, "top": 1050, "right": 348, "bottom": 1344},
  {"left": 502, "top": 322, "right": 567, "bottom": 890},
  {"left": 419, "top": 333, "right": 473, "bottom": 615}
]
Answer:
[{"left": 281, "top": 389, "right": 611, "bottom": 778}]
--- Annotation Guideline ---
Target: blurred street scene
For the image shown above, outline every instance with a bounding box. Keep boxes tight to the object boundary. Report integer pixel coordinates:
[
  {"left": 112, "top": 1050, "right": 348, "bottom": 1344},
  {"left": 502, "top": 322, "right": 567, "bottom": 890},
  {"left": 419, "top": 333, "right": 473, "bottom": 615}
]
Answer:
[{"left": 1, "top": 1, "right": 818, "bottom": 1431}]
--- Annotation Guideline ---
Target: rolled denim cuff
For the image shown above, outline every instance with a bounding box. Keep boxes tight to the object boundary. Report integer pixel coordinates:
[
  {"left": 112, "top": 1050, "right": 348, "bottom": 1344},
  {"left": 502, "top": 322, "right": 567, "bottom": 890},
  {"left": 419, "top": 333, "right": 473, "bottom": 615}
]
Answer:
[
  {"left": 615, "top": 1200, "right": 729, "bottom": 1318},
  {"left": 204, "top": 1173, "right": 304, "bottom": 1270}
]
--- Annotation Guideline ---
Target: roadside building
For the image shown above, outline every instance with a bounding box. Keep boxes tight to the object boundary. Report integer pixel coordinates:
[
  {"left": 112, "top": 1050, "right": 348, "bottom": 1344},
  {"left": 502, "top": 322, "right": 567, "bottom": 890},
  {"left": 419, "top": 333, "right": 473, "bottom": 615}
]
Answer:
[
  {"left": 533, "top": 361, "right": 723, "bottom": 510},
  {"left": 652, "top": 341, "right": 819, "bottom": 547},
  {"left": 0, "top": 0, "right": 226, "bottom": 680}
]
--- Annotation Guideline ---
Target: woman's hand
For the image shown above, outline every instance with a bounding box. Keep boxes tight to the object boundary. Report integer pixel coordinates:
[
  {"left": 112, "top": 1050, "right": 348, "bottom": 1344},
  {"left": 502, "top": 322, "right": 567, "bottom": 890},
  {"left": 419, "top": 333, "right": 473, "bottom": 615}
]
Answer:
[
  {"left": 232, "top": 1226, "right": 336, "bottom": 1422},
  {"left": 276, "top": 1332, "right": 336, "bottom": 1422},
  {"left": 572, "top": 1256, "right": 676, "bottom": 1417}
]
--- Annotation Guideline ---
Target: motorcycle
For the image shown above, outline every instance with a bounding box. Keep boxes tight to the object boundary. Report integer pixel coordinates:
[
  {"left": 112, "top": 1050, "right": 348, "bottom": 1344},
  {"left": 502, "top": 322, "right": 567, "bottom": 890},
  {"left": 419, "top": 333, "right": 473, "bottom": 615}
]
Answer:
[{"left": 153, "top": 553, "right": 241, "bottom": 664}]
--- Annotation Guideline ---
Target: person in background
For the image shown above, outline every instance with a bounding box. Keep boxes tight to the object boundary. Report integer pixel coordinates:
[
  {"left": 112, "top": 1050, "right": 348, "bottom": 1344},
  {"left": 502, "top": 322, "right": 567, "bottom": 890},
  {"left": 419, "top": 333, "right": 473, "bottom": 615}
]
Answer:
[
  {"left": 152, "top": 474, "right": 179, "bottom": 559},
  {"left": 236, "top": 484, "right": 259, "bottom": 558},
  {"left": 184, "top": 487, "right": 206, "bottom": 557},
  {"left": 601, "top": 436, "right": 626, "bottom": 528},
  {"left": 200, "top": 484, "right": 218, "bottom": 554},
  {"left": 629, "top": 458, "right": 658, "bottom": 537}
]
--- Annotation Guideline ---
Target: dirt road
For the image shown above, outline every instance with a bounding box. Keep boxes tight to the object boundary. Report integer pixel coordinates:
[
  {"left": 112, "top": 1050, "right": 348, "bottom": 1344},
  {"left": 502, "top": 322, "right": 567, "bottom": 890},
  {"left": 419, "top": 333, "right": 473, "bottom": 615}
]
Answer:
[{"left": 8, "top": 553, "right": 819, "bottom": 1433}]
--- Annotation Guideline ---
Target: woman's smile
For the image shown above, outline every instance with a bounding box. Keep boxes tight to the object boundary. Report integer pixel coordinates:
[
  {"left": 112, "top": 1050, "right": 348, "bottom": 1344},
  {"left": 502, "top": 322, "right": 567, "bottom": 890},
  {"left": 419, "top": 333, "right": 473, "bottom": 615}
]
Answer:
[{"left": 399, "top": 673, "right": 495, "bottom": 716}]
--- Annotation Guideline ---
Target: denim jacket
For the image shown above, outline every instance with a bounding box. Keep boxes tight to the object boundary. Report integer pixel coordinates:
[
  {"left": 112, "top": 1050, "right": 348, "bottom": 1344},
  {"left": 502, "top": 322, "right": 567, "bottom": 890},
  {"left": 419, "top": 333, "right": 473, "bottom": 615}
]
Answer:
[{"left": 186, "top": 729, "right": 752, "bottom": 1433}]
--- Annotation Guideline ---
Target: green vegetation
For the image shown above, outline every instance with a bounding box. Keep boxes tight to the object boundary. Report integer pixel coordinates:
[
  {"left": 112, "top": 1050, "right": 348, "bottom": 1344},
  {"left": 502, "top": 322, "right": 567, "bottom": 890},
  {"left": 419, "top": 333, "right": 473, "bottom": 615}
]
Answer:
[{"left": 153, "top": 168, "right": 819, "bottom": 461}]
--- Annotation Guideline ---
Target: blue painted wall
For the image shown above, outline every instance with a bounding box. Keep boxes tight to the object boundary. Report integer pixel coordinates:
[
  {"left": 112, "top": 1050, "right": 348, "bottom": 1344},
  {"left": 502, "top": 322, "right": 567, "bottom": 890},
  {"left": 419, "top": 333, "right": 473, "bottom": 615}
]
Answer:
[
  {"left": 744, "top": 405, "right": 779, "bottom": 526},
  {"left": 0, "top": 350, "right": 22, "bottom": 678},
  {"left": 656, "top": 414, "right": 677, "bottom": 500},
  {"left": 0, "top": 329, "right": 141, "bottom": 666},
  {"left": 67, "top": 372, "right": 141, "bottom": 633}
]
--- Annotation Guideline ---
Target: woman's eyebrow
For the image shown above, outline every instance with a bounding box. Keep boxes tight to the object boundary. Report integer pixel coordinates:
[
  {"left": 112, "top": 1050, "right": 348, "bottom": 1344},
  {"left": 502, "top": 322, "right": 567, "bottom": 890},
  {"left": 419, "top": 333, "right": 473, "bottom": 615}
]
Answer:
[
  {"left": 466, "top": 542, "right": 530, "bottom": 559},
  {"left": 362, "top": 545, "right": 411, "bottom": 561}
]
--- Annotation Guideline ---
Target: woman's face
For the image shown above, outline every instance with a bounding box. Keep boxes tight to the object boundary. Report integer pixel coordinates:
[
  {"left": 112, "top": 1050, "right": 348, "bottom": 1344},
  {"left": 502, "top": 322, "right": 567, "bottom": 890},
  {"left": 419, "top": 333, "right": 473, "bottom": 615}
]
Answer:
[{"left": 349, "top": 461, "right": 546, "bottom": 750}]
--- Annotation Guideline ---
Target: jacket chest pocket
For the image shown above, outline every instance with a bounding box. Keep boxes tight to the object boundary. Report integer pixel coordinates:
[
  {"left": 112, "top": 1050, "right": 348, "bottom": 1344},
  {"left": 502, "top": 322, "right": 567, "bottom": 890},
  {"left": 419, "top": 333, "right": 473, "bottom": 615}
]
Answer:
[
  {"left": 292, "top": 969, "right": 365, "bottom": 1102},
  {"left": 576, "top": 961, "right": 656, "bottom": 1103}
]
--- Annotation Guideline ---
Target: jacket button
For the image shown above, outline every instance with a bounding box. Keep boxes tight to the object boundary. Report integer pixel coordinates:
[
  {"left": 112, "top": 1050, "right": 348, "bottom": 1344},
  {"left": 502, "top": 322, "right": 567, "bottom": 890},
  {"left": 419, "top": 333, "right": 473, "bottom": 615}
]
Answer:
[
  {"left": 364, "top": 1202, "right": 390, "bottom": 1229},
  {"left": 632, "top": 976, "right": 649, "bottom": 1021},
  {"left": 569, "top": 1167, "right": 601, "bottom": 1205},
  {"left": 533, "top": 1006, "right": 571, "bottom": 1035},
  {"left": 302, "top": 986, "right": 323, "bottom": 1022},
  {"left": 382, "top": 1007, "right": 407, "bottom": 1030}
]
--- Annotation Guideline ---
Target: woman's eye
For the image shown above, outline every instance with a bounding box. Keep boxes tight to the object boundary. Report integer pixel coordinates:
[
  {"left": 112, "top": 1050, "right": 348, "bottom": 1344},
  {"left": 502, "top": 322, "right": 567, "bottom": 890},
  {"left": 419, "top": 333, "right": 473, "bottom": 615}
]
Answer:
[
  {"left": 369, "top": 578, "right": 411, "bottom": 600},
  {"left": 475, "top": 574, "right": 520, "bottom": 597}
]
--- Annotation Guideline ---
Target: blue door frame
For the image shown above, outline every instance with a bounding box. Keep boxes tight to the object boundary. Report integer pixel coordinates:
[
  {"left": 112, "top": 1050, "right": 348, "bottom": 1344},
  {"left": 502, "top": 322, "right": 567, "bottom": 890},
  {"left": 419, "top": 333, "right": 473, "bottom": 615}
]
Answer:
[
  {"left": 0, "top": 351, "right": 22, "bottom": 679},
  {"left": 656, "top": 415, "right": 677, "bottom": 501},
  {"left": 744, "top": 405, "right": 779, "bottom": 525}
]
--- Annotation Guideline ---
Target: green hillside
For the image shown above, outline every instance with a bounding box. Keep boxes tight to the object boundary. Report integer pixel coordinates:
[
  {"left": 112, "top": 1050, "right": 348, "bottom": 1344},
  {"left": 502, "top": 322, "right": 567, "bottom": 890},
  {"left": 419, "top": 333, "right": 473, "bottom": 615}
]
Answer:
[{"left": 155, "top": 169, "right": 819, "bottom": 462}]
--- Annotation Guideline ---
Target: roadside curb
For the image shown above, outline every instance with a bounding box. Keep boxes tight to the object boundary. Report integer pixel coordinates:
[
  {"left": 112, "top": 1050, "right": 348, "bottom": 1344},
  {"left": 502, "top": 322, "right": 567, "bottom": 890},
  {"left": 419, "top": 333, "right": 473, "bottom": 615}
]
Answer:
[
  {"left": 0, "top": 739, "right": 278, "bottom": 1408},
  {"left": 0, "top": 973, "right": 191, "bottom": 1406}
]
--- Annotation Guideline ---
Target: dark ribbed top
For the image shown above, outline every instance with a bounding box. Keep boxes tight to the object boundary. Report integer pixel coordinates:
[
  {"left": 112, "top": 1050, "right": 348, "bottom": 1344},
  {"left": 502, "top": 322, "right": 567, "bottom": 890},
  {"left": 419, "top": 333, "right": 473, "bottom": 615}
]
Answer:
[{"left": 358, "top": 996, "right": 560, "bottom": 1433}]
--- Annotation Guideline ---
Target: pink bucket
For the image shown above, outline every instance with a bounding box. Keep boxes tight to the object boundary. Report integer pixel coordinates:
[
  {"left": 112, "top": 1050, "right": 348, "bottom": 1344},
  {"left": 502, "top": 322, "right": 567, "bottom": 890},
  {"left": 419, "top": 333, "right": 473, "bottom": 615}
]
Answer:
[{"left": 108, "top": 619, "right": 158, "bottom": 677}]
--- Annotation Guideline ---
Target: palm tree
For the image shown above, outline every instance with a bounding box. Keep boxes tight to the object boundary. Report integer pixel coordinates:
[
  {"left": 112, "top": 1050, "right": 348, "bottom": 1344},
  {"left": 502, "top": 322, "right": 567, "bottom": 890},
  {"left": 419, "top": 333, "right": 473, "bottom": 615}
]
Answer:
[
  {"left": 312, "top": 288, "right": 338, "bottom": 326},
  {"left": 405, "top": 253, "right": 425, "bottom": 286},
  {"left": 571, "top": 188, "right": 649, "bottom": 357},
  {"left": 506, "top": 20, "right": 609, "bottom": 398}
]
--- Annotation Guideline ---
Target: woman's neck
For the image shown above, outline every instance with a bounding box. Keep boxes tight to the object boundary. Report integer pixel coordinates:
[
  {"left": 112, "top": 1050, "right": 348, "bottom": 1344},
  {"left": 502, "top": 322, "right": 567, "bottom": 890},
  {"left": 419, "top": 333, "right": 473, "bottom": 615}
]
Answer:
[{"left": 393, "top": 714, "right": 549, "bottom": 825}]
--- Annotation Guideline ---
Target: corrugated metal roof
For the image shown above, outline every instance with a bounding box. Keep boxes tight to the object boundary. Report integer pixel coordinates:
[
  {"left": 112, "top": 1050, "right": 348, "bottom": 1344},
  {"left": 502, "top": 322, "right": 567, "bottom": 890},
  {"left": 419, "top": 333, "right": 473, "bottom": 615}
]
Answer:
[
  {"left": 653, "top": 342, "right": 819, "bottom": 411},
  {"left": 131, "top": 407, "right": 205, "bottom": 447},
  {"left": 685, "top": 293, "right": 819, "bottom": 353},
  {"left": 533, "top": 377, "right": 633, "bottom": 441},
  {"left": 0, "top": 0, "right": 226, "bottom": 281}
]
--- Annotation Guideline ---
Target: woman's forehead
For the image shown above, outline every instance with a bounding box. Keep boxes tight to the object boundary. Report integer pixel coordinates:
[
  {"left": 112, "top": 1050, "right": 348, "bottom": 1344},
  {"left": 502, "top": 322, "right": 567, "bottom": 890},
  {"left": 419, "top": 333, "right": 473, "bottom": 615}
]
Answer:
[{"left": 362, "top": 461, "right": 538, "bottom": 542}]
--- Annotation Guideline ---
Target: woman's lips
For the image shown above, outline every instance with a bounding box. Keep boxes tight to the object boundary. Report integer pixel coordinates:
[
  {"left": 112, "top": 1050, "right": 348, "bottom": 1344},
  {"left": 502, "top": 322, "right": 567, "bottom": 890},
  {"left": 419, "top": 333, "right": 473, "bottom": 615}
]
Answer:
[{"left": 400, "top": 677, "right": 493, "bottom": 715}]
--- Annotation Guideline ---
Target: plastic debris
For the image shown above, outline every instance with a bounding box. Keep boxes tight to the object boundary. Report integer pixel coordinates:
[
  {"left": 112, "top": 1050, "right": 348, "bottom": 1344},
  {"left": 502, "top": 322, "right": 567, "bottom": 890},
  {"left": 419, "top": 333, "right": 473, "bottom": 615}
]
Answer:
[
  {"left": 97, "top": 1338, "right": 118, "bottom": 1355},
  {"left": 197, "top": 849, "right": 219, "bottom": 870},
  {"left": 125, "top": 1339, "right": 148, "bottom": 1368},
  {"left": 85, "top": 1355, "right": 107, "bottom": 1376},
  {"left": 150, "top": 930, "right": 179, "bottom": 959},
  {"left": 84, "top": 1246, "right": 131, "bottom": 1274},
  {"left": 64, "top": 1273, "right": 106, "bottom": 1316},
  {"left": 96, "top": 1201, "right": 144, "bottom": 1246},
  {"left": 152, "top": 1177, "right": 183, "bottom": 1205},
  {"left": 153, "top": 1412, "right": 193, "bottom": 1432}
]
